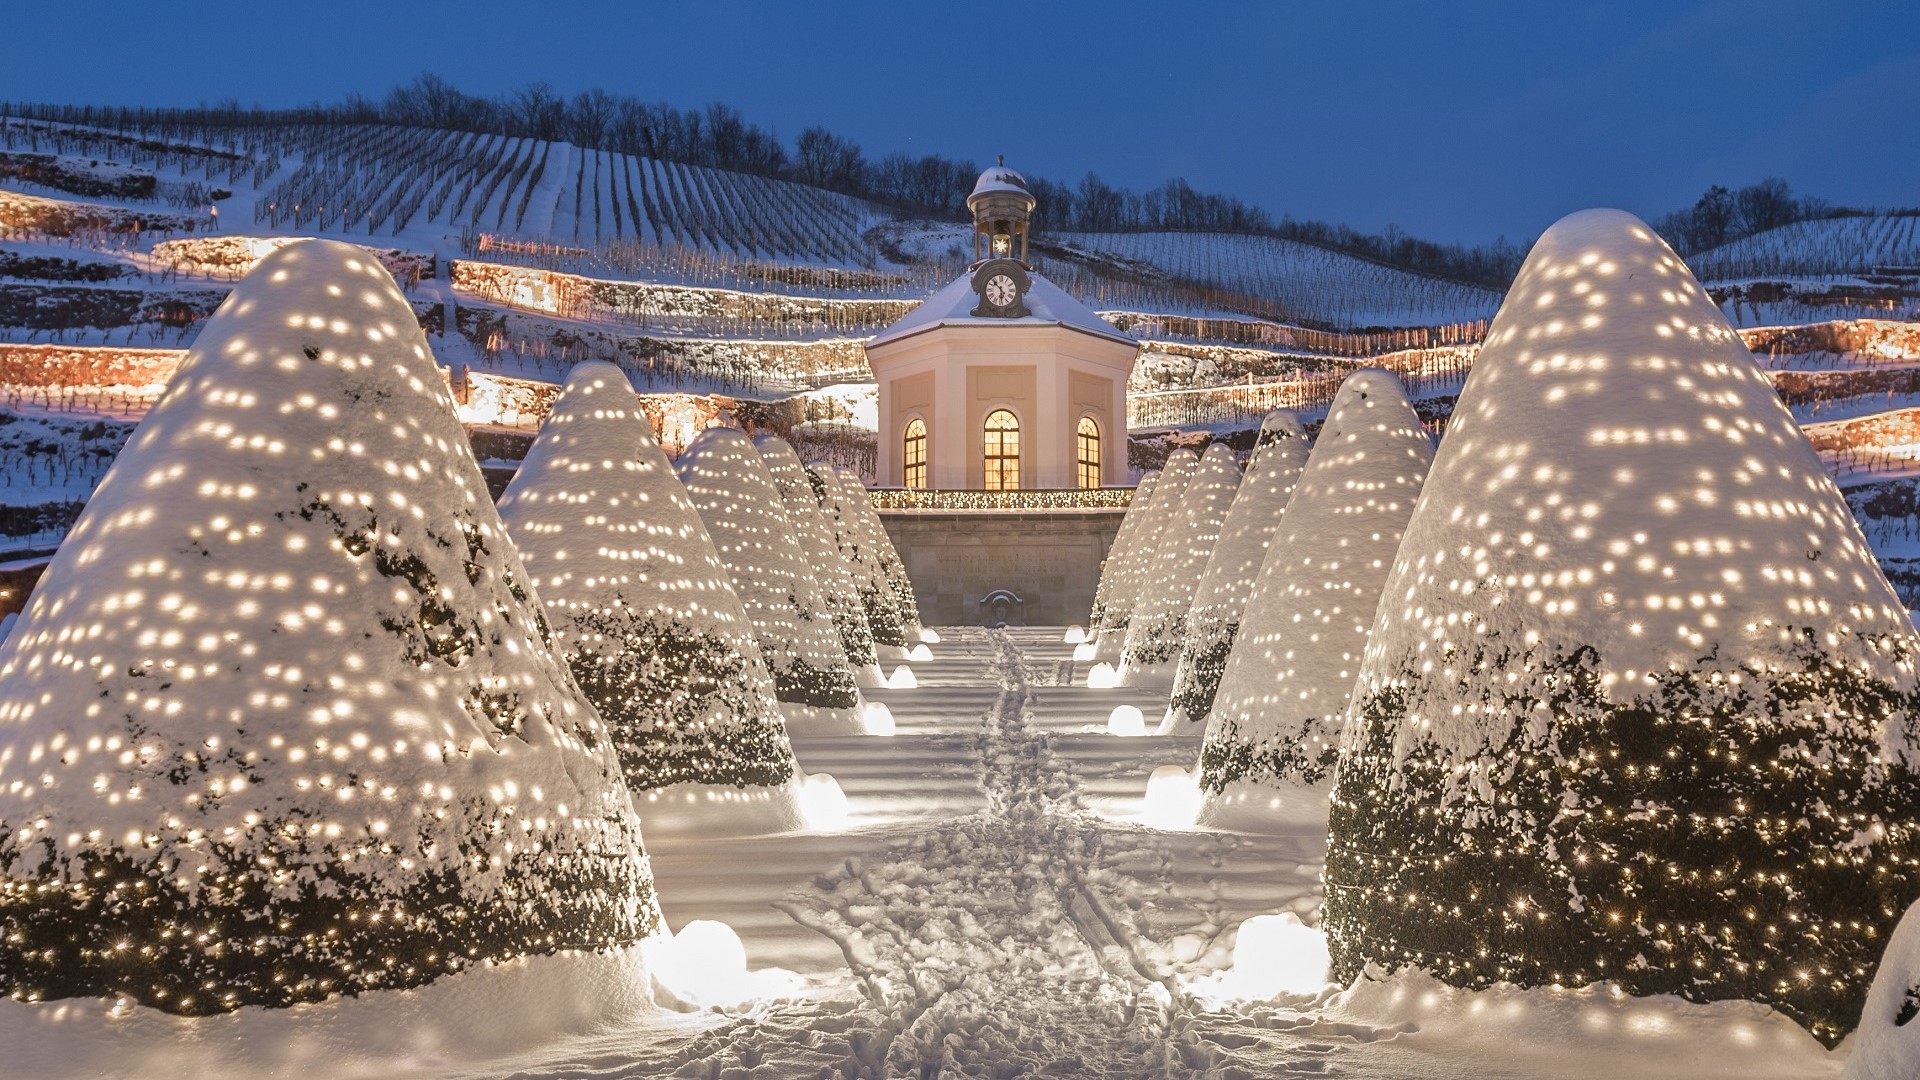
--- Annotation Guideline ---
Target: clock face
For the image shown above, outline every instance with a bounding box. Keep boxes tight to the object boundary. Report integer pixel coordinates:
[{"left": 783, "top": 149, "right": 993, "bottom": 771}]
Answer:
[{"left": 985, "top": 273, "right": 1017, "bottom": 308}]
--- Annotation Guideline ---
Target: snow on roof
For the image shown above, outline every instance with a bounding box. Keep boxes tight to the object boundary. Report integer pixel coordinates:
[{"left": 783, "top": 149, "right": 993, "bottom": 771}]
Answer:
[
  {"left": 1199, "top": 371, "right": 1432, "bottom": 788},
  {"left": 968, "top": 163, "right": 1031, "bottom": 203},
  {"left": 0, "top": 239, "right": 658, "bottom": 1010},
  {"left": 866, "top": 269, "right": 1136, "bottom": 350},
  {"left": 499, "top": 361, "right": 796, "bottom": 793},
  {"left": 1121, "top": 442, "right": 1241, "bottom": 683},
  {"left": 678, "top": 427, "right": 862, "bottom": 731},
  {"left": 1167, "top": 410, "right": 1310, "bottom": 729},
  {"left": 1357, "top": 207, "right": 1919, "bottom": 764},
  {"left": 1094, "top": 450, "right": 1197, "bottom": 661}
]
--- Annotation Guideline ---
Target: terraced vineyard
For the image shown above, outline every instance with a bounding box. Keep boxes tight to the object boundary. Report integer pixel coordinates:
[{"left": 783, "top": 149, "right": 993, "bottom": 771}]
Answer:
[
  {"left": 1050, "top": 230, "right": 1505, "bottom": 329},
  {"left": 1688, "top": 213, "right": 1920, "bottom": 280}
]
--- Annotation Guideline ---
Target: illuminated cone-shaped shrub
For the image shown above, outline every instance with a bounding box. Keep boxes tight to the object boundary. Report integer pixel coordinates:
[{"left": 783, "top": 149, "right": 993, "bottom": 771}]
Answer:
[
  {"left": 497, "top": 362, "right": 800, "bottom": 830},
  {"left": 808, "top": 464, "right": 906, "bottom": 648},
  {"left": 835, "top": 466, "right": 925, "bottom": 644},
  {"left": 1325, "top": 209, "right": 1920, "bottom": 1048},
  {"left": 679, "top": 428, "right": 862, "bottom": 734},
  {"left": 1120, "top": 443, "right": 1241, "bottom": 684},
  {"left": 757, "top": 436, "right": 881, "bottom": 685},
  {"left": 1165, "top": 411, "right": 1309, "bottom": 731},
  {"left": 0, "top": 241, "right": 659, "bottom": 1015},
  {"left": 1095, "top": 449, "right": 1197, "bottom": 664},
  {"left": 1088, "top": 470, "right": 1159, "bottom": 629},
  {"left": 1198, "top": 372, "right": 1431, "bottom": 814}
]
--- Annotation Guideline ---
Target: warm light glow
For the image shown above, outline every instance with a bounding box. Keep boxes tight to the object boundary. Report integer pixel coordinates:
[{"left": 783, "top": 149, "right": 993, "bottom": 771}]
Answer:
[
  {"left": 1194, "top": 913, "right": 1333, "bottom": 1003},
  {"left": 1086, "top": 662, "right": 1120, "bottom": 688},
  {"left": 650, "top": 920, "right": 800, "bottom": 1010},
  {"left": 887, "top": 665, "right": 918, "bottom": 689},
  {"left": 862, "top": 702, "right": 897, "bottom": 736},
  {"left": 1063, "top": 625, "right": 1088, "bottom": 644},
  {"left": 1142, "top": 765, "right": 1202, "bottom": 827},
  {"left": 1105, "top": 705, "right": 1144, "bottom": 737},
  {"left": 798, "top": 773, "right": 852, "bottom": 831}
]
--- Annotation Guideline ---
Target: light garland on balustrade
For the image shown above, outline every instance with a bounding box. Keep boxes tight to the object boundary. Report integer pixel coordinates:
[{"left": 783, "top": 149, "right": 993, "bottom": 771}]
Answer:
[{"left": 865, "top": 488, "right": 1135, "bottom": 512}]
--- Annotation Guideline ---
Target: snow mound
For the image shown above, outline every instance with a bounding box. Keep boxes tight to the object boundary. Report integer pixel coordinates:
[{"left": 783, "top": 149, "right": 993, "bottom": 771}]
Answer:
[
  {"left": 1121, "top": 442, "right": 1241, "bottom": 685},
  {"left": 0, "top": 239, "right": 659, "bottom": 1016},
  {"left": 679, "top": 428, "right": 862, "bottom": 734},
  {"left": 1087, "top": 470, "right": 1159, "bottom": 628},
  {"left": 1326, "top": 208, "right": 1920, "bottom": 1048},
  {"left": 1198, "top": 370, "right": 1431, "bottom": 795},
  {"left": 756, "top": 436, "right": 881, "bottom": 684},
  {"left": 1094, "top": 449, "right": 1197, "bottom": 664},
  {"left": 0, "top": 945, "right": 657, "bottom": 1079},
  {"left": 1166, "top": 409, "right": 1310, "bottom": 732},
  {"left": 497, "top": 361, "right": 800, "bottom": 824},
  {"left": 1846, "top": 897, "right": 1920, "bottom": 1079}
]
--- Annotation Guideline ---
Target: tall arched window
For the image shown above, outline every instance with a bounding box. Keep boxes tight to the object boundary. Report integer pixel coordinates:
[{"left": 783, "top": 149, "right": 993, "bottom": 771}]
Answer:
[
  {"left": 902, "top": 418, "right": 928, "bottom": 490},
  {"left": 1076, "top": 416, "right": 1102, "bottom": 488},
  {"left": 983, "top": 409, "right": 1021, "bottom": 491}
]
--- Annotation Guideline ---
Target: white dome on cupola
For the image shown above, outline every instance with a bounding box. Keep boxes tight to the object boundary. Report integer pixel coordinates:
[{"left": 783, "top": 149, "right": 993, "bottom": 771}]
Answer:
[{"left": 968, "top": 159, "right": 1033, "bottom": 208}]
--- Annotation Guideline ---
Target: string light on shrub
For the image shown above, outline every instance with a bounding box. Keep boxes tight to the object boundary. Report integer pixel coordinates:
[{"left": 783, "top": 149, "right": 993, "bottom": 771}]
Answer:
[
  {"left": 1165, "top": 410, "right": 1309, "bottom": 732},
  {"left": 0, "top": 240, "right": 659, "bottom": 1016},
  {"left": 679, "top": 428, "right": 865, "bottom": 735},
  {"left": 1322, "top": 209, "right": 1920, "bottom": 1049},
  {"left": 1196, "top": 371, "right": 1433, "bottom": 808},
  {"left": 1093, "top": 451, "right": 1197, "bottom": 666},
  {"left": 1119, "top": 442, "right": 1241, "bottom": 684},
  {"left": 496, "top": 360, "right": 800, "bottom": 801}
]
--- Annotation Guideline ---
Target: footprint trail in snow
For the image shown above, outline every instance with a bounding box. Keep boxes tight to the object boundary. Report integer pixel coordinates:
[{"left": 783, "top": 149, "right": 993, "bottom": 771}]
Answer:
[{"left": 528, "top": 628, "right": 1378, "bottom": 1079}]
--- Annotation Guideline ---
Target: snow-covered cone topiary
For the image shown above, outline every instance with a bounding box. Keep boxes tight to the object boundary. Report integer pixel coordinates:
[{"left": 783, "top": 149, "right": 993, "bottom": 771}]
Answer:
[
  {"left": 1845, "top": 898, "right": 1920, "bottom": 1079},
  {"left": 1197, "top": 373, "right": 1431, "bottom": 821},
  {"left": 1088, "top": 470, "right": 1159, "bottom": 629},
  {"left": 0, "top": 240, "right": 661, "bottom": 1018},
  {"left": 808, "top": 463, "right": 906, "bottom": 648},
  {"left": 1094, "top": 449, "right": 1197, "bottom": 665},
  {"left": 1323, "top": 209, "right": 1920, "bottom": 1048},
  {"left": 758, "top": 437, "right": 881, "bottom": 685},
  {"left": 1120, "top": 443, "right": 1241, "bottom": 684},
  {"left": 497, "top": 362, "right": 802, "bottom": 834},
  {"left": 679, "top": 428, "right": 863, "bottom": 734},
  {"left": 834, "top": 466, "right": 925, "bottom": 645},
  {"left": 1164, "top": 411, "right": 1309, "bottom": 732}
]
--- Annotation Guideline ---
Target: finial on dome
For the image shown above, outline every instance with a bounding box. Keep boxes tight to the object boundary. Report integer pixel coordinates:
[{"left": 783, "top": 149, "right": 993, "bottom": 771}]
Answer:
[{"left": 998, "top": 154, "right": 1005, "bottom": 166}]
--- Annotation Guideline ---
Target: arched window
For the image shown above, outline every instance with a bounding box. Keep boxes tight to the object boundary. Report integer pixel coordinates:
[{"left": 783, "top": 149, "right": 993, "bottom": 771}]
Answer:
[
  {"left": 1076, "top": 416, "right": 1102, "bottom": 488},
  {"left": 983, "top": 409, "right": 1021, "bottom": 491},
  {"left": 902, "top": 418, "right": 928, "bottom": 490}
]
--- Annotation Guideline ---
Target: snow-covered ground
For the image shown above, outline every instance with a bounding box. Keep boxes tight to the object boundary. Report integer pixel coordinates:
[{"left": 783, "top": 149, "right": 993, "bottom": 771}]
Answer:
[{"left": 291, "top": 625, "right": 1845, "bottom": 1080}]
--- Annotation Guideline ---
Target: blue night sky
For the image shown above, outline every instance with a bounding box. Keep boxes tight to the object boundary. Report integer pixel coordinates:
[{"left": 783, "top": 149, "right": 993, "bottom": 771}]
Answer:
[{"left": 5, "top": 0, "right": 1915, "bottom": 246}]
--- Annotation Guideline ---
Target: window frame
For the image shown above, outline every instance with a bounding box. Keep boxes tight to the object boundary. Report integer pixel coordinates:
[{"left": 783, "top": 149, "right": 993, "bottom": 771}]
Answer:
[{"left": 982, "top": 408, "right": 1022, "bottom": 491}]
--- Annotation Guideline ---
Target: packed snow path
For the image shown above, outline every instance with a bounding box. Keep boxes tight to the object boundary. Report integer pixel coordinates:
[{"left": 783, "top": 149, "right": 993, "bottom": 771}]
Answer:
[{"left": 464, "top": 628, "right": 1841, "bottom": 1080}]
